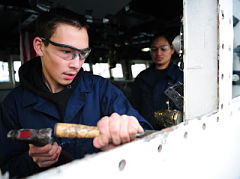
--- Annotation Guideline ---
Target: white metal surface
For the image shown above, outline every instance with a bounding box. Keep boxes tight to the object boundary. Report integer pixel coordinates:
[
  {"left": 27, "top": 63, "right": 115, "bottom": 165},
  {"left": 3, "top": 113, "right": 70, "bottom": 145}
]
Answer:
[
  {"left": 183, "top": 0, "right": 218, "bottom": 119},
  {"left": 218, "top": 0, "right": 233, "bottom": 117},
  {"left": 27, "top": 99, "right": 240, "bottom": 179}
]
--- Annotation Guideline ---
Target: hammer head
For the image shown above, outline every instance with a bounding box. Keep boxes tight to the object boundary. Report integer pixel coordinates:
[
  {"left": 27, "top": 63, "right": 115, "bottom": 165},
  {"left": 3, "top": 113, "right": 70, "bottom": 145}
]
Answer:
[{"left": 7, "top": 128, "right": 53, "bottom": 147}]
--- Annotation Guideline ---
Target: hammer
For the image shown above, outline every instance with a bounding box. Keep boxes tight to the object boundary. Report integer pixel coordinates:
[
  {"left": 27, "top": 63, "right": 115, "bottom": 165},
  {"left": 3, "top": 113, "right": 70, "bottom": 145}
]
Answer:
[
  {"left": 7, "top": 123, "right": 151, "bottom": 146},
  {"left": 7, "top": 123, "right": 100, "bottom": 146}
]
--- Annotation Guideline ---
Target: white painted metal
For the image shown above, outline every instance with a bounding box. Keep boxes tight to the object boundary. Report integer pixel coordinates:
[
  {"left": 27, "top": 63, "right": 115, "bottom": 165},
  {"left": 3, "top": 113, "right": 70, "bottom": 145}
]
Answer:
[
  {"left": 218, "top": 0, "right": 233, "bottom": 120},
  {"left": 27, "top": 100, "right": 240, "bottom": 179},
  {"left": 183, "top": 0, "right": 218, "bottom": 120}
]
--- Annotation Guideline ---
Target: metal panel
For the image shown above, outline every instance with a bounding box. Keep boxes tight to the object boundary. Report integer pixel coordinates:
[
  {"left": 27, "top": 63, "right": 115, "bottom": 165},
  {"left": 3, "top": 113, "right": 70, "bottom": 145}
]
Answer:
[
  {"left": 27, "top": 99, "right": 240, "bottom": 179},
  {"left": 183, "top": 0, "right": 218, "bottom": 119}
]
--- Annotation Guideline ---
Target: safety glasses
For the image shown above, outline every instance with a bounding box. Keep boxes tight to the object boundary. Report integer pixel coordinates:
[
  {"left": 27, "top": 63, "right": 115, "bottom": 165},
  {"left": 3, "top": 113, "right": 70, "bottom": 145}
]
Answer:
[
  {"left": 41, "top": 38, "right": 91, "bottom": 61},
  {"left": 150, "top": 45, "right": 171, "bottom": 52}
]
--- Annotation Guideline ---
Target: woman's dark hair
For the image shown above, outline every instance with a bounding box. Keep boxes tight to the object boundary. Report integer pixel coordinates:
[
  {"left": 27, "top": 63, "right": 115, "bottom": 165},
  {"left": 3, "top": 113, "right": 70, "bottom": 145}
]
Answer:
[
  {"left": 150, "top": 33, "right": 174, "bottom": 46},
  {"left": 35, "top": 8, "right": 87, "bottom": 45}
]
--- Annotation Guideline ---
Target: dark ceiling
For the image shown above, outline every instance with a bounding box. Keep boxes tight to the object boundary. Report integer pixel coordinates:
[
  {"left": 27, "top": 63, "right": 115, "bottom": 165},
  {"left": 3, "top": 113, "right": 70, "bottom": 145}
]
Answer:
[{"left": 0, "top": 0, "right": 183, "bottom": 63}]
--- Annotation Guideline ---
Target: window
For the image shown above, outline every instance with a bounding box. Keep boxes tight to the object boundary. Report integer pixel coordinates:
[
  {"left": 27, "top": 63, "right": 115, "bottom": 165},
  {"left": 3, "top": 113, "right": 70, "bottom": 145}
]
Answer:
[
  {"left": 131, "top": 64, "right": 147, "bottom": 78},
  {"left": 92, "top": 63, "right": 110, "bottom": 78},
  {"left": 82, "top": 63, "right": 90, "bottom": 71},
  {"left": 111, "top": 63, "right": 123, "bottom": 78},
  {"left": 14, "top": 61, "right": 21, "bottom": 82},
  {"left": 0, "top": 61, "right": 10, "bottom": 82},
  {"left": 0, "top": 57, "right": 21, "bottom": 89}
]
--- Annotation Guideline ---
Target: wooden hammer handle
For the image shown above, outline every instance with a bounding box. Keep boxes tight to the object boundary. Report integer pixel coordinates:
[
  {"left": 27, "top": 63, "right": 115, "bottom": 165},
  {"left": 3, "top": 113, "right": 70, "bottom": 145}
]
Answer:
[{"left": 54, "top": 123, "right": 100, "bottom": 138}]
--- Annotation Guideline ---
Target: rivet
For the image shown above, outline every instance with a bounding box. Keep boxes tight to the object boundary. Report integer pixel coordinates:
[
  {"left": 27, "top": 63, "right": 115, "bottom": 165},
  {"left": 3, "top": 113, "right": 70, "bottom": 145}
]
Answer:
[
  {"left": 158, "top": 144, "right": 162, "bottom": 152},
  {"left": 184, "top": 131, "right": 188, "bottom": 139},
  {"left": 221, "top": 103, "right": 224, "bottom": 109},
  {"left": 221, "top": 10, "right": 224, "bottom": 19},
  {"left": 119, "top": 159, "right": 126, "bottom": 171},
  {"left": 202, "top": 123, "right": 206, "bottom": 130}
]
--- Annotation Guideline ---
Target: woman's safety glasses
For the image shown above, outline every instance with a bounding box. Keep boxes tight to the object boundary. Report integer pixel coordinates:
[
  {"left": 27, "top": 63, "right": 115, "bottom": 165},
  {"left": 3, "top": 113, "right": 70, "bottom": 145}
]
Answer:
[{"left": 150, "top": 45, "right": 171, "bottom": 52}]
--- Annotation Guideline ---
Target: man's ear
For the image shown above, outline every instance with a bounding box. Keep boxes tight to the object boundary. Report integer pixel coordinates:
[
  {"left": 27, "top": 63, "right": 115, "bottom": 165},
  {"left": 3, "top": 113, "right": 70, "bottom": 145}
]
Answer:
[{"left": 33, "top": 37, "right": 44, "bottom": 56}]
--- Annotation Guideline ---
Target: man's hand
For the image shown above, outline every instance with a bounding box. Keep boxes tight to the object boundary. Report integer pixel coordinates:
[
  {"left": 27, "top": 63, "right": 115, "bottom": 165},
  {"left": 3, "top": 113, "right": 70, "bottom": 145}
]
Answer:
[
  {"left": 93, "top": 113, "right": 144, "bottom": 149},
  {"left": 29, "top": 142, "right": 62, "bottom": 167}
]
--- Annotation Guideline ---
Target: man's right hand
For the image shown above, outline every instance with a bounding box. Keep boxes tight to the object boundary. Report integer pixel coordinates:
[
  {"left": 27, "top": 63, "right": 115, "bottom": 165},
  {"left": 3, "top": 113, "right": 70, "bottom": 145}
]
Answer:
[{"left": 29, "top": 142, "right": 62, "bottom": 167}]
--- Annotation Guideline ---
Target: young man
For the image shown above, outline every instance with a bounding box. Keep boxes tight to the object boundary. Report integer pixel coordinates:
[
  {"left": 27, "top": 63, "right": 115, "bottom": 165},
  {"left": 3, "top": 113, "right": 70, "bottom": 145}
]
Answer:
[
  {"left": 131, "top": 34, "right": 183, "bottom": 130},
  {"left": 0, "top": 8, "right": 152, "bottom": 178}
]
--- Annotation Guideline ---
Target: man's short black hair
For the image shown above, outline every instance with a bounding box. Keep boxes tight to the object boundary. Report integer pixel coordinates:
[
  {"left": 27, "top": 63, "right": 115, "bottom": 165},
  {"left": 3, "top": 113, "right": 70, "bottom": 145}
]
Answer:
[{"left": 35, "top": 8, "right": 87, "bottom": 43}]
